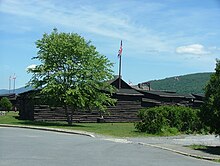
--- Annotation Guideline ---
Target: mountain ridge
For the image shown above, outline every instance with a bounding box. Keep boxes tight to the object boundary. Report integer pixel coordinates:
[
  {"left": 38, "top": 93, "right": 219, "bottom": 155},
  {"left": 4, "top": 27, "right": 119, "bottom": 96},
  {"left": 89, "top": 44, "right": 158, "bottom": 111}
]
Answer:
[
  {"left": 147, "top": 72, "right": 212, "bottom": 94},
  {"left": 0, "top": 86, "right": 33, "bottom": 95}
]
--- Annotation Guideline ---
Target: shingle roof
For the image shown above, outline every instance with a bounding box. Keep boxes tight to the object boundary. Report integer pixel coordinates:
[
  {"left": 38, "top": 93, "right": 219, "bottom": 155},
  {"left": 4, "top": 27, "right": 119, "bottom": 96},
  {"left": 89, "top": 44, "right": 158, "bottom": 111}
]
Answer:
[
  {"left": 106, "top": 77, "right": 118, "bottom": 85},
  {"left": 137, "top": 89, "right": 188, "bottom": 98},
  {"left": 0, "top": 93, "right": 17, "bottom": 98},
  {"left": 115, "top": 88, "right": 144, "bottom": 96},
  {"left": 0, "top": 93, "right": 17, "bottom": 100}
]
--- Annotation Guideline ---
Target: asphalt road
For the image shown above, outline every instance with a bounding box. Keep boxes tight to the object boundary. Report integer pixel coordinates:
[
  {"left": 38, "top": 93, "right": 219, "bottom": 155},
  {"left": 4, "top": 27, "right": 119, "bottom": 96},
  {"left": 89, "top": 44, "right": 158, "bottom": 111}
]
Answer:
[{"left": 0, "top": 127, "right": 219, "bottom": 166}]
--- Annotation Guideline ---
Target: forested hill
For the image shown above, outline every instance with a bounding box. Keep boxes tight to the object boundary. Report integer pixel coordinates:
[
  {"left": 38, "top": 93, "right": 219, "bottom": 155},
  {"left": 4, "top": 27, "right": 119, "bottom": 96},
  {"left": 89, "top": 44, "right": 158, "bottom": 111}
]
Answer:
[{"left": 149, "top": 72, "right": 213, "bottom": 94}]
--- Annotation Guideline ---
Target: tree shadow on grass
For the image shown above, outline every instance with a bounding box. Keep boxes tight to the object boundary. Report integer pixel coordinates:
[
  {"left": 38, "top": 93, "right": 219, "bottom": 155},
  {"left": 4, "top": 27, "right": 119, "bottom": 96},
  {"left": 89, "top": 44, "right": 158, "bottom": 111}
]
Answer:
[
  {"left": 194, "top": 146, "right": 220, "bottom": 156},
  {"left": 15, "top": 120, "right": 89, "bottom": 128},
  {"left": 13, "top": 114, "right": 90, "bottom": 128}
]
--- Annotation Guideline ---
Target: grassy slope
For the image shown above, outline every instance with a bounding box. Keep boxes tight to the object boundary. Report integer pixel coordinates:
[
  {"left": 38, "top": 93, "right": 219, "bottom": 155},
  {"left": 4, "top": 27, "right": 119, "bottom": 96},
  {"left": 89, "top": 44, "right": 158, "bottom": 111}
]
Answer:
[{"left": 150, "top": 72, "right": 212, "bottom": 94}]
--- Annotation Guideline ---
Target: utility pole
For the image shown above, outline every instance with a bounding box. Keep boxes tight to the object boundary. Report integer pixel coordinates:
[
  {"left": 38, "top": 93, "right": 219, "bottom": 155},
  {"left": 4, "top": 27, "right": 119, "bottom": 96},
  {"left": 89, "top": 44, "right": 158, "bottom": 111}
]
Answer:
[
  {"left": 9, "top": 76, "right": 11, "bottom": 94},
  {"left": 12, "top": 73, "right": 16, "bottom": 93}
]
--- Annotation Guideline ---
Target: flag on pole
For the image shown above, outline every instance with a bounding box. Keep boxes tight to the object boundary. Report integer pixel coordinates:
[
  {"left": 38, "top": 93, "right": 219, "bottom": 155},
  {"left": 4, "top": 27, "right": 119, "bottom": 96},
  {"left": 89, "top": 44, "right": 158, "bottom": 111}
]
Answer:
[
  {"left": 12, "top": 73, "right": 16, "bottom": 80},
  {"left": 118, "top": 40, "right": 123, "bottom": 57}
]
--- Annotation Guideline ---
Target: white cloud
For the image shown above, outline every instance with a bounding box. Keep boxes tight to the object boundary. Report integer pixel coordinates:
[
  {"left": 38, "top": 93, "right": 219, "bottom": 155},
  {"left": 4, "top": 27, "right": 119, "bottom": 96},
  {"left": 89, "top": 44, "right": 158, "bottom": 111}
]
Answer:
[
  {"left": 0, "top": 0, "right": 170, "bottom": 55},
  {"left": 26, "top": 64, "right": 36, "bottom": 71},
  {"left": 176, "top": 44, "right": 209, "bottom": 55}
]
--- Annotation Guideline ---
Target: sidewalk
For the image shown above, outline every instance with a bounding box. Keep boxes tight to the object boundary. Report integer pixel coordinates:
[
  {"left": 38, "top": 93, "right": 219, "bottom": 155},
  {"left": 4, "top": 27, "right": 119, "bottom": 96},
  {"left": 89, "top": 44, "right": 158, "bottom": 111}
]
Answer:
[{"left": 128, "top": 135, "right": 220, "bottom": 161}]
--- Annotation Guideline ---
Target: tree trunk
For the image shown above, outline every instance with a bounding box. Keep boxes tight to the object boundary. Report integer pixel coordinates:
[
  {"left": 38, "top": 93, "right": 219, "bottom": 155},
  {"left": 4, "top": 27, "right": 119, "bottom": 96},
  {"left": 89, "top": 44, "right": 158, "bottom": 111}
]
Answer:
[
  {"left": 69, "top": 110, "right": 73, "bottom": 125},
  {"left": 64, "top": 105, "right": 73, "bottom": 125}
]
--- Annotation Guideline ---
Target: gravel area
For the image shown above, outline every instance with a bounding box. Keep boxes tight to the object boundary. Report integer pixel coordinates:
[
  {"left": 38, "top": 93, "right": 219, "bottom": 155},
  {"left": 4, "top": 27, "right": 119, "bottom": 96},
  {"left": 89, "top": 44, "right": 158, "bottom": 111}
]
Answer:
[
  {"left": 128, "top": 135, "right": 220, "bottom": 160},
  {"left": 129, "top": 135, "right": 220, "bottom": 146}
]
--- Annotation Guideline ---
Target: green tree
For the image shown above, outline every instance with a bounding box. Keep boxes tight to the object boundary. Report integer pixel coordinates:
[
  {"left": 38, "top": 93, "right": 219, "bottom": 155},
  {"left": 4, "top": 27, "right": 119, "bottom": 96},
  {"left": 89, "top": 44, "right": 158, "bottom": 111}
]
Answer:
[
  {"left": 28, "top": 29, "right": 116, "bottom": 125},
  {"left": 0, "top": 97, "right": 13, "bottom": 111},
  {"left": 201, "top": 60, "right": 220, "bottom": 134}
]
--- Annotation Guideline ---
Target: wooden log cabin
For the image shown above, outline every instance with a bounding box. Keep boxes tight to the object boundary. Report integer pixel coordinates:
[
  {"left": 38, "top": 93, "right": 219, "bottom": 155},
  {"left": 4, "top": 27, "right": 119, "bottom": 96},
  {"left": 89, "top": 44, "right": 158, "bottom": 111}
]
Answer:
[
  {"left": 18, "top": 77, "right": 204, "bottom": 122},
  {"left": 18, "top": 77, "right": 144, "bottom": 122}
]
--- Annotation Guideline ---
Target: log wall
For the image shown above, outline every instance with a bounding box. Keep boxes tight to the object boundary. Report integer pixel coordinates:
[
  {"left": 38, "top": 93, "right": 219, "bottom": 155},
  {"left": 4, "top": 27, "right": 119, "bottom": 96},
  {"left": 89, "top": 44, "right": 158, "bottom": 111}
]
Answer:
[{"left": 34, "top": 100, "right": 142, "bottom": 122}]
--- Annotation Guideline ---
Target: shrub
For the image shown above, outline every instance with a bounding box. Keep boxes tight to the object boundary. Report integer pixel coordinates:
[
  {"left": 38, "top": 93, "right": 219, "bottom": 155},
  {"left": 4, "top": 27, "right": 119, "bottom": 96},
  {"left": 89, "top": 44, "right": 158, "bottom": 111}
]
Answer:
[
  {"left": 135, "top": 106, "right": 202, "bottom": 134},
  {"left": 0, "top": 97, "right": 13, "bottom": 111},
  {"left": 135, "top": 108, "right": 168, "bottom": 134}
]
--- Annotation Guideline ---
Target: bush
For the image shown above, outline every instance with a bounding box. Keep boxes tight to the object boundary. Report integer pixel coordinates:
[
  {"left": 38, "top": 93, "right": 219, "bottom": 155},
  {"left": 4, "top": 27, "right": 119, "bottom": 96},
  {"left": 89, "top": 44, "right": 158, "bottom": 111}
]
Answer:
[
  {"left": 0, "top": 97, "right": 13, "bottom": 111},
  {"left": 135, "top": 106, "right": 202, "bottom": 134},
  {"left": 135, "top": 107, "right": 168, "bottom": 134}
]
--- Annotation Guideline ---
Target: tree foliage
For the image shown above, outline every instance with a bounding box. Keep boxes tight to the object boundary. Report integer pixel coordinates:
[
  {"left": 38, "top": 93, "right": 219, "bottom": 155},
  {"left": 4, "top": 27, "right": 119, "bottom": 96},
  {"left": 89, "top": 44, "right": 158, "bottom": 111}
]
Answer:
[
  {"left": 201, "top": 60, "right": 220, "bottom": 134},
  {"left": 0, "top": 97, "right": 13, "bottom": 111},
  {"left": 28, "top": 29, "right": 116, "bottom": 125}
]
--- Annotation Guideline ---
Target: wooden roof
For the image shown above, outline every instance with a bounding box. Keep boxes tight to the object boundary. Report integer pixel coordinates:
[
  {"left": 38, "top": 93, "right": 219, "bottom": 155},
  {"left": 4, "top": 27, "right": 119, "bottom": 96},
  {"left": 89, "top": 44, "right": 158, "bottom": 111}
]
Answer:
[
  {"left": 0, "top": 93, "right": 16, "bottom": 97},
  {"left": 0, "top": 93, "right": 17, "bottom": 101},
  {"left": 108, "top": 77, "right": 132, "bottom": 89},
  {"left": 116, "top": 88, "right": 144, "bottom": 96},
  {"left": 192, "top": 93, "right": 205, "bottom": 99},
  {"left": 137, "top": 89, "right": 195, "bottom": 99},
  {"left": 108, "top": 77, "right": 143, "bottom": 96}
]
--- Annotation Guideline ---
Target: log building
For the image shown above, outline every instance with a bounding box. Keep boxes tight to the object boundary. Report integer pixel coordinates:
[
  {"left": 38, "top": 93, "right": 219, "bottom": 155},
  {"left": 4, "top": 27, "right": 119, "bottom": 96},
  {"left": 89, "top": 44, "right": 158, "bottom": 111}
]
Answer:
[{"left": 17, "top": 77, "right": 204, "bottom": 122}]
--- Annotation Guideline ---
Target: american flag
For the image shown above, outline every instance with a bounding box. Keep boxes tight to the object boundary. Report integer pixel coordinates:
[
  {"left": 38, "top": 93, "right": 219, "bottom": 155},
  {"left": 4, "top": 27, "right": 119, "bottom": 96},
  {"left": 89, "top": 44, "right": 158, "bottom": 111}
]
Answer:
[
  {"left": 12, "top": 73, "right": 16, "bottom": 80},
  {"left": 118, "top": 40, "right": 123, "bottom": 57}
]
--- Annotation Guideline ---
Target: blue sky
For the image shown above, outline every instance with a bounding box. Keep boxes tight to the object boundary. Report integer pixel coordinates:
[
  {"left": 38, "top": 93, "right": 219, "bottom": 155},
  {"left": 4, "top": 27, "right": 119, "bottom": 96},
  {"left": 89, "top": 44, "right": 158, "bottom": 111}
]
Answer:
[{"left": 1, "top": 0, "right": 220, "bottom": 89}]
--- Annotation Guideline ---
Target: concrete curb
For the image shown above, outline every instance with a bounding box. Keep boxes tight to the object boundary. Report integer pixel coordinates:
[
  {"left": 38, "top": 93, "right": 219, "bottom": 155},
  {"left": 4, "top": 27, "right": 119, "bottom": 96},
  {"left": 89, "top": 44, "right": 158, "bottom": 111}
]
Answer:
[
  {"left": 136, "top": 141, "right": 220, "bottom": 162},
  {"left": 0, "top": 124, "right": 95, "bottom": 138},
  {"left": 95, "top": 137, "right": 220, "bottom": 162}
]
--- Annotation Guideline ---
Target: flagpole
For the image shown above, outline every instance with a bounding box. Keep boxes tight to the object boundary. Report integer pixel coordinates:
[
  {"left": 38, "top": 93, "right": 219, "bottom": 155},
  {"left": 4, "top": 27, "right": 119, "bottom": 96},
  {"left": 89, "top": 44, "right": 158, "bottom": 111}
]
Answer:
[
  {"left": 118, "top": 40, "right": 123, "bottom": 89},
  {"left": 118, "top": 54, "right": 122, "bottom": 89}
]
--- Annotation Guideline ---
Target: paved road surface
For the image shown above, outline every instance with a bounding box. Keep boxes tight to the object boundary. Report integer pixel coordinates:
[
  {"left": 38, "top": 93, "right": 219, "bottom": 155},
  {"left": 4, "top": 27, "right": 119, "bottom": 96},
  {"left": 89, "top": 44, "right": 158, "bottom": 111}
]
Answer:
[{"left": 0, "top": 127, "right": 219, "bottom": 166}]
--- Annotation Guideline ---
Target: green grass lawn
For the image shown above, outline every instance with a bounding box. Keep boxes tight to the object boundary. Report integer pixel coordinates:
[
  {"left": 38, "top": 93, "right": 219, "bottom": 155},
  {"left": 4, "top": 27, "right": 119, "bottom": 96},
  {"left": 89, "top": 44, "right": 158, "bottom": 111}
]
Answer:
[
  {"left": 188, "top": 144, "right": 208, "bottom": 150},
  {"left": 0, "top": 112, "right": 182, "bottom": 137},
  {"left": 0, "top": 112, "right": 152, "bottom": 137}
]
